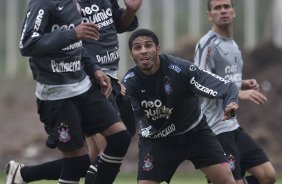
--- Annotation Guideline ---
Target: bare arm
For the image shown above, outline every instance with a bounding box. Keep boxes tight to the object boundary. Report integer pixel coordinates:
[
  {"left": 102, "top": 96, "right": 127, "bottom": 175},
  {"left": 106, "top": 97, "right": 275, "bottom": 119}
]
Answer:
[{"left": 120, "top": 0, "right": 142, "bottom": 27}]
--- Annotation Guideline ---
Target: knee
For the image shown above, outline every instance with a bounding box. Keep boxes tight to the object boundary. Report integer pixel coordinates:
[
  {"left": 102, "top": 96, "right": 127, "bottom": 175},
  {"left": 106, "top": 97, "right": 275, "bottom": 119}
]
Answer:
[
  {"left": 258, "top": 172, "right": 277, "bottom": 184},
  {"left": 106, "top": 130, "right": 131, "bottom": 155}
]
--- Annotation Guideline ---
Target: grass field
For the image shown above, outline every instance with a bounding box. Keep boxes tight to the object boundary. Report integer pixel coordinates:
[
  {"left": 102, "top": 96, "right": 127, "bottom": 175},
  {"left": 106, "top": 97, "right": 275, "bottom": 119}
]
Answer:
[
  {"left": 0, "top": 172, "right": 205, "bottom": 184},
  {"left": 1, "top": 171, "right": 281, "bottom": 183}
]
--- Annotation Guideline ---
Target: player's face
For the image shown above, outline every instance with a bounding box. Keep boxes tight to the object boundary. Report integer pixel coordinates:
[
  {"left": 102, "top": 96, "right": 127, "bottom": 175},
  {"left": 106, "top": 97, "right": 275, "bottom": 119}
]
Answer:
[
  {"left": 207, "top": 0, "right": 235, "bottom": 27},
  {"left": 130, "top": 36, "right": 160, "bottom": 75}
]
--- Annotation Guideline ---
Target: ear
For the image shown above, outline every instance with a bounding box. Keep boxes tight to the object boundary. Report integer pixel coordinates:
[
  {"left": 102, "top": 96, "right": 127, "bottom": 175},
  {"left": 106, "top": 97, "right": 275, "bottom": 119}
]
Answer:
[
  {"left": 129, "top": 51, "right": 134, "bottom": 60},
  {"left": 233, "top": 8, "right": 236, "bottom": 18},
  {"left": 156, "top": 45, "right": 161, "bottom": 55},
  {"left": 207, "top": 11, "right": 212, "bottom": 21}
]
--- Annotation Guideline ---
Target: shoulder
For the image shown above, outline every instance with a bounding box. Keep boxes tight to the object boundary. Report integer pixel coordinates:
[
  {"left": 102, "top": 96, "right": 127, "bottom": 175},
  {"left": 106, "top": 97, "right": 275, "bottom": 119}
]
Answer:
[
  {"left": 196, "top": 31, "right": 220, "bottom": 50},
  {"left": 161, "top": 54, "right": 194, "bottom": 72}
]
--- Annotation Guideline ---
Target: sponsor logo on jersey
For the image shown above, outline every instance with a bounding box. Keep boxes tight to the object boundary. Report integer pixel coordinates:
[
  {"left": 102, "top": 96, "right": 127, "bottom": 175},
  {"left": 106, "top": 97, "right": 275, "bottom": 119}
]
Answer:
[
  {"left": 81, "top": 4, "right": 114, "bottom": 29},
  {"left": 57, "top": 123, "right": 71, "bottom": 143},
  {"left": 224, "top": 64, "right": 242, "bottom": 87},
  {"left": 168, "top": 64, "right": 181, "bottom": 73},
  {"left": 51, "top": 24, "right": 75, "bottom": 32},
  {"left": 62, "top": 41, "right": 82, "bottom": 50},
  {"left": 96, "top": 48, "right": 120, "bottom": 64},
  {"left": 141, "top": 99, "right": 173, "bottom": 121},
  {"left": 153, "top": 123, "right": 176, "bottom": 138},
  {"left": 199, "top": 67, "right": 230, "bottom": 84},
  {"left": 190, "top": 77, "right": 218, "bottom": 96},
  {"left": 123, "top": 72, "right": 134, "bottom": 82},
  {"left": 19, "top": 12, "right": 31, "bottom": 48},
  {"left": 51, "top": 59, "right": 81, "bottom": 72},
  {"left": 31, "top": 9, "right": 45, "bottom": 38},
  {"left": 143, "top": 154, "right": 154, "bottom": 171}
]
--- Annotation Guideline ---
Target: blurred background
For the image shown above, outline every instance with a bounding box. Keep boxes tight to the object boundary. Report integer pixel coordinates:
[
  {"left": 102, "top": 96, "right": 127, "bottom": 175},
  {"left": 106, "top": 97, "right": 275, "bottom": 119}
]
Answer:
[{"left": 0, "top": 0, "right": 281, "bottom": 175}]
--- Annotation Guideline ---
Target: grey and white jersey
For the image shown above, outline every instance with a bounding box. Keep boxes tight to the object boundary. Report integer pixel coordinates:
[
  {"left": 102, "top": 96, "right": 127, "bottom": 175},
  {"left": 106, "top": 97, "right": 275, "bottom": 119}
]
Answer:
[{"left": 194, "top": 30, "right": 243, "bottom": 135}]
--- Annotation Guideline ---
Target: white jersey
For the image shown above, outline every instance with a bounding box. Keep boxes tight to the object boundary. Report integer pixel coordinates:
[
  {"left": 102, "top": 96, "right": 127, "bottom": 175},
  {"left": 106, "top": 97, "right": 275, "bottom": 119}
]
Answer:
[{"left": 194, "top": 30, "right": 243, "bottom": 135}]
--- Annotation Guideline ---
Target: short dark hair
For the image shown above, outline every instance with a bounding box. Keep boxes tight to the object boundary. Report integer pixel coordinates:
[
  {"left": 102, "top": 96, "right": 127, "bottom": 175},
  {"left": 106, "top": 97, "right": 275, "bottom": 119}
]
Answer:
[
  {"left": 128, "top": 29, "right": 159, "bottom": 50},
  {"left": 207, "top": 0, "right": 234, "bottom": 11}
]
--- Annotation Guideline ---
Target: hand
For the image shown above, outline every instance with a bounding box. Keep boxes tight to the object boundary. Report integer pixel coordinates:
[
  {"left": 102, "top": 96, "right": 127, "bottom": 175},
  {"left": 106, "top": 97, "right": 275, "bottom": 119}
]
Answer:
[
  {"left": 74, "top": 23, "right": 100, "bottom": 41},
  {"left": 124, "top": 0, "right": 142, "bottom": 14},
  {"left": 242, "top": 79, "right": 259, "bottom": 90},
  {"left": 118, "top": 81, "right": 126, "bottom": 96},
  {"left": 94, "top": 70, "right": 112, "bottom": 97},
  {"left": 239, "top": 89, "right": 267, "bottom": 105},
  {"left": 222, "top": 102, "right": 239, "bottom": 121}
]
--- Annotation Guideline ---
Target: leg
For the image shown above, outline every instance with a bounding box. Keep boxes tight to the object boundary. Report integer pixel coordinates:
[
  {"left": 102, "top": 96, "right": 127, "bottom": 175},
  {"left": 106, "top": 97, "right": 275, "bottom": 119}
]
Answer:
[
  {"left": 85, "top": 122, "right": 131, "bottom": 184},
  {"left": 201, "top": 163, "right": 236, "bottom": 184},
  {"left": 59, "top": 148, "right": 90, "bottom": 184},
  {"left": 85, "top": 134, "right": 106, "bottom": 161},
  {"left": 246, "top": 162, "right": 276, "bottom": 184},
  {"left": 237, "top": 129, "right": 276, "bottom": 184}
]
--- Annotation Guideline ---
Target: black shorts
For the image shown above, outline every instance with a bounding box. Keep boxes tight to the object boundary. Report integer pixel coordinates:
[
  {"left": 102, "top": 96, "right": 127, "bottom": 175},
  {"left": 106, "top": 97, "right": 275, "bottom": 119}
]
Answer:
[
  {"left": 137, "top": 119, "right": 227, "bottom": 183},
  {"left": 217, "top": 127, "right": 269, "bottom": 180},
  {"left": 111, "top": 78, "right": 136, "bottom": 136},
  {"left": 37, "top": 85, "right": 121, "bottom": 152}
]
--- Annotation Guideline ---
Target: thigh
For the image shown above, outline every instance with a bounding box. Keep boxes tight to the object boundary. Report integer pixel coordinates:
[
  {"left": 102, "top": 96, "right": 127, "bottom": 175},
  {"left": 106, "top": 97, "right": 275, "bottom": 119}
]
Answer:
[
  {"left": 188, "top": 123, "right": 228, "bottom": 170},
  {"left": 237, "top": 128, "right": 269, "bottom": 173},
  {"left": 37, "top": 98, "right": 85, "bottom": 152},
  {"left": 201, "top": 163, "right": 235, "bottom": 184},
  {"left": 217, "top": 131, "right": 242, "bottom": 180},
  {"left": 137, "top": 138, "right": 182, "bottom": 184},
  {"left": 81, "top": 87, "right": 122, "bottom": 136}
]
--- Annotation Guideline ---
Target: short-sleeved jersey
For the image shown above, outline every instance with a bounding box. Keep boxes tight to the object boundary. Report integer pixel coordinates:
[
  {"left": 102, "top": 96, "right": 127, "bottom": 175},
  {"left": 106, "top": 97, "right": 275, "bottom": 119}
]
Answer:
[
  {"left": 81, "top": 0, "right": 138, "bottom": 79},
  {"left": 194, "top": 30, "right": 243, "bottom": 134},
  {"left": 122, "top": 54, "right": 238, "bottom": 139}
]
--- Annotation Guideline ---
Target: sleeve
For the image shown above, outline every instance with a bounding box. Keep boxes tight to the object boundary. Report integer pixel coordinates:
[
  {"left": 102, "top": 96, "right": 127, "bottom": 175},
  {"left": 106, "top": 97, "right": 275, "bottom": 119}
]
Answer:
[
  {"left": 81, "top": 48, "right": 101, "bottom": 77},
  {"left": 19, "top": 1, "right": 78, "bottom": 56},
  {"left": 185, "top": 63, "right": 238, "bottom": 110},
  {"left": 122, "top": 72, "right": 149, "bottom": 131},
  {"left": 110, "top": 0, "right": 138, "bottom": 33},
  {"left": 194, "top": 41, "right": 216, "bottom": 73}
]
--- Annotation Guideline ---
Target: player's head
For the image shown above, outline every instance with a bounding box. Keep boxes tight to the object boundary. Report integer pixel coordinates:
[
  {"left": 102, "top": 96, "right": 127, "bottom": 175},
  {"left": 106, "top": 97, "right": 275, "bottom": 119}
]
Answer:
[
  {"left": 206, "top": 0, "right": 236, "bottom": 27},
  {"left": 128, "top": 29, "right": 159, "bottom": 50},
  {"left": 207, "top": 0, "right": 234, "bottom": 12},
  {"left": 128, "top": 29, "right": 161, "bottom": 75}
]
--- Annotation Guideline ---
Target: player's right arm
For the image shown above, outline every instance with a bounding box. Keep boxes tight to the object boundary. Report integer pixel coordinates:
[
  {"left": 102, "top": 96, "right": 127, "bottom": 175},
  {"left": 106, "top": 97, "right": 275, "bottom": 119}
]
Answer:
[
  {"left": 19, "top": 0, "right": 99, "bottom": 57},
  {"left": 19, "top": 1, "right": 75, "bottom": 56}
]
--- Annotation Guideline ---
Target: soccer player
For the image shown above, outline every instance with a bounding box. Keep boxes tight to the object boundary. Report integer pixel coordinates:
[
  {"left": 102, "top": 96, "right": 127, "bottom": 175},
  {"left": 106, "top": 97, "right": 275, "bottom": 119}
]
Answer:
[
  {"left": 4, "top": 0, "right": 134, "bottom": 184},
  {"left": 194, "top": 0, "right": 277, "bottom": 183},
  {"left": 122, "top": 28, "right": 238, "bottom": 184}
]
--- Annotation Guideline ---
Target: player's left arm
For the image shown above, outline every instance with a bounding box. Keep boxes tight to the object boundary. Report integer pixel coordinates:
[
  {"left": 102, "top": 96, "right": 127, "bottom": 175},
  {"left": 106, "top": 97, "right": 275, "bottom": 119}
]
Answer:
[
  {"left": 111, "top": 0, "right": 140, "bottom": 33},
  {"left": 186, "top": 63, "right": 239, "bottom": 118}
]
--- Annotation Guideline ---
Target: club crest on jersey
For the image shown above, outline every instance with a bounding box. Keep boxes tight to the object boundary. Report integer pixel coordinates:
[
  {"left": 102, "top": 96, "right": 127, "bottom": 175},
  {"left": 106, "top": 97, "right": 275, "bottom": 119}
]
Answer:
[
  {"left": 143, "top": 154, "right": 154, "bottom": 171},
  {"left": 227, "top": 154, "right": 236, "bottom": 171},
  {"left": 163, "top": 76, "right": 173, "bottom": 95},
  {"left": 57, "top": 123, "right": 71, "bottom": 143}
]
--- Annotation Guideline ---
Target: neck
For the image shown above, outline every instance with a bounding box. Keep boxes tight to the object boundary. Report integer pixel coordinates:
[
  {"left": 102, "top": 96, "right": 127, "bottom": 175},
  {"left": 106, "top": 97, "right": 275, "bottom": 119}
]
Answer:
[{"left": 212, "top": 25, "right": 233, "bottom": 38}]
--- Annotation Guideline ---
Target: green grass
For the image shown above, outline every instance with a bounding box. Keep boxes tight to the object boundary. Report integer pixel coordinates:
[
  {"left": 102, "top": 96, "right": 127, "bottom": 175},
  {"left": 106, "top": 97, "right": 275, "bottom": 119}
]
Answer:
[
  {"left": 0, "top": 171, "right": 205, "bottom": 184},
  {"left": 1, "top": 171, "right": 282, "bottom": 184}
]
